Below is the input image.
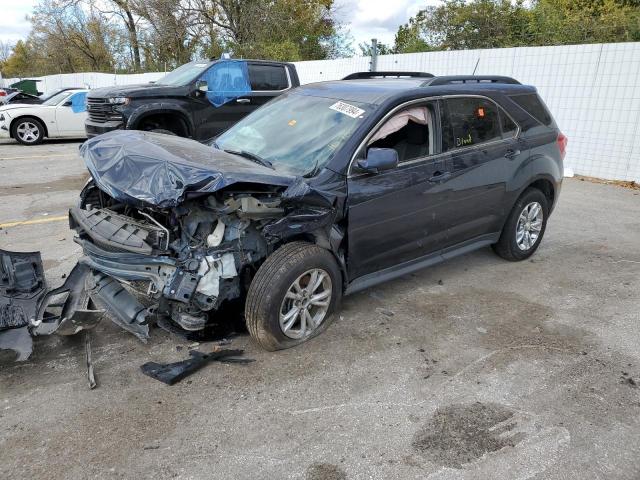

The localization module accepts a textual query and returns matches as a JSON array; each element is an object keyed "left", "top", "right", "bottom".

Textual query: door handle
[
  {"left": 428, "top": 171, "right": 452, "bottom": 182},
  {"left": 504, "top": 149, "right": 521, "bottom": 159},
  {"left": 236, "top": 98, "right": 251, "bottom": 104}
]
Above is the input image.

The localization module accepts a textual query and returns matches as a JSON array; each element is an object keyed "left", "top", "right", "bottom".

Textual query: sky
[
  {"left": 0, "top": 0, "right": 438, "bottom": 51},
  {"left": 335, "top": 0, "right": 438, "bottom": 48}
]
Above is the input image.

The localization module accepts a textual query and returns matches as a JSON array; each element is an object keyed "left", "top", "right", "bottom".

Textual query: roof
[{"left": 298, "top": 77, "right": 537, "bottom": 105}]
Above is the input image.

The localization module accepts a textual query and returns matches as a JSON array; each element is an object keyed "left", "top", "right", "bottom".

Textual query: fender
[
  {"left": 126, "top": 103, "right": 195, "bottom": 136},
  {"left": 10, "top": 115, "right": 49, "bottom": 138},
  {"left": 497, "top": 139, "right": 562, "bottom": 234}
]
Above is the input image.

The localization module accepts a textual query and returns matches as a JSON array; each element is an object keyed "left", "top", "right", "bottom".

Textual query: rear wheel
[
  {"left": 245, "top": 242, "right": 342, "bottom": 351},
  {"left": 12, "top": 117, "right": 45, "bottom": 145},
  {"left": 492, "top": 187, "right": 548, "bottom": 261}
]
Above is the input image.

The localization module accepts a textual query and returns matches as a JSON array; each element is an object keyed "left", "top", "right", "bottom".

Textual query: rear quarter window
[
  {"left": 509, "top": 93, "right": 553, "bottom": 126},
  {"left": 248, "top": 64, "right": 289, "bottom": 91}
]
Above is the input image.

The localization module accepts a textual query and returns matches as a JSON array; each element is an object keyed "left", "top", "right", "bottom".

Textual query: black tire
[
  {"left": 492, "top": 187, "right": 549, "bottom": 261},
  {"left": 12, "top": 117, "right": 45, "bottom": 145},
  {"left": 245, "top": 242, "right": 342, "bottom": 351}
]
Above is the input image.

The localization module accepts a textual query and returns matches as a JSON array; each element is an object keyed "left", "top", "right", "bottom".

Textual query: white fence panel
[{"left": 3, "top": 42, "right": 640, "bottom": 181}]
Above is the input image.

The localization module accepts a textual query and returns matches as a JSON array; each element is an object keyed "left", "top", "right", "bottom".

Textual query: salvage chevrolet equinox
[{"left": 0, "top": 72, "right": 566, "bottom": 359}]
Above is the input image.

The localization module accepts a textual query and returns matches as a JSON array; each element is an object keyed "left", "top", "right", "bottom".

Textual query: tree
[
  {"left": 1, "top": 40, "right": 36, "bottom": 77},
  {"left": 2, "top": 0, "right": 350, "bottom": 76},
  {"left": 393, "top": 0, "right": 640, "bottom": 52},
  {"left": 529, "top": 0, "right": 640, "bottom": 45},
  {"left": 184, "top": 0, "right": 347, "bottom": 61},
  {"left": 95, "top": 0, "right": 143, "bottom": 71},
  {"left": 358, "top": 40, "right": 393, "bottom": 56}
]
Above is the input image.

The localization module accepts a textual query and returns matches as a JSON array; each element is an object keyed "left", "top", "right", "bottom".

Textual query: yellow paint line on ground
[
  {"left": 0, "top": 153, "right": 77, "bottom": 161},
  {"left": 0, "top": 215, "right": 68, "bottom": 229}
]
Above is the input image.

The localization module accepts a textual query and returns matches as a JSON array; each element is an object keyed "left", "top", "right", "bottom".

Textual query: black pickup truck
[{"left": 85, "top": 59, "right": 299, "bottom": 140}]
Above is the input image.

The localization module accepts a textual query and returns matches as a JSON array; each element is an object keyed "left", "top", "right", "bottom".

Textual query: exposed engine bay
[{"left": 74, "top": 183, "right": 288, "bottom": 336}]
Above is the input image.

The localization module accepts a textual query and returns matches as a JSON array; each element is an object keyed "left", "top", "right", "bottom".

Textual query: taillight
[
  {"left": 557, "top": 132, "right": 567, "bottom": 160},
  {"left": 0, "top": 91, "right": 6, "bottom": 97}
]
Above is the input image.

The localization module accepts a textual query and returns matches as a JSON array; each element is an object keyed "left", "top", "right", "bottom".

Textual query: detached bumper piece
[
  {"left": 141, "top": 349, "right": 253, "bottom": 385},
  {"left": 88, "top": 272, "right": 150, "bottom": 342},
  {"left": 0, "top": 249, "right": 103, "bottom": 361}
]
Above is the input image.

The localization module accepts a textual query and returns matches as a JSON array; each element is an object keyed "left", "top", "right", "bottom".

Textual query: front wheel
[
  {"left": 492, "top": 187, "right": 549, "bottom": 261},
  {"left": 245, "top": 242, "right": 342, "bottom": 351},
  {"left": 12, "top": 117, "right": 45, "bottom": 145}
]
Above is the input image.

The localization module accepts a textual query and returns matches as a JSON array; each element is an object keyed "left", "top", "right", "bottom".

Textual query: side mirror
[
  {"left": 196, "top": 80, "right": 208, "bottom": 93},
  {"left": 356, "top": 148, "right": 398, "bottom": 174},
  {"left": 62, "top": 100, "right": 72, "bottom": 107}
]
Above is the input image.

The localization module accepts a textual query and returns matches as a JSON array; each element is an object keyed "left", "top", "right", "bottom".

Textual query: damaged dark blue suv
[{"left": 0, "top": 72, "right": 566, "bottom": 359}]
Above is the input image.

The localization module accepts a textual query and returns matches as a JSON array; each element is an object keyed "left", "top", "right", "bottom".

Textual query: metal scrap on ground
[{"left": 140, "top": 348, "right": 254, "bottom": 385}]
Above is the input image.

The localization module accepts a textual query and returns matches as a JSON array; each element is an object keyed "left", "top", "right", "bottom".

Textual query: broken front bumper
[{"left": 0, "top": 249, "right": 103, "bottom": 360}]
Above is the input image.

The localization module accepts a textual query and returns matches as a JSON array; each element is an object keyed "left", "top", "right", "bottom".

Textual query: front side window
[
  {"left": 215, "top": 93, "right": 370, "bottom": 176},
  {"left": 442, "top": 98, "right": 501, "bottom": 151},
  {"left": 43, "top": 91, "right": 73, "bottom": 106},
  {"left": 367, "top": 104, "right": 435, "bottom": 163},
  {"left": 248, "top": 64, "right": 288, "bottom": 91},
  {"left": 156, "top": 60, "right": 211, "bottom": 86}
]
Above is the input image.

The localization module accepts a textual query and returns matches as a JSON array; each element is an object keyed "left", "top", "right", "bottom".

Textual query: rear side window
[
  {"left": 442, "top": 97, "right": 501, "bottom": 151},
  {"left": 500, "top": 111, "right": 518, "bottom": 138},
  {"left": 248, "top": 64, "right": 289, "bottom": 91},
  {"left": 510, "top": 93, "right": 552, "bottom": 126}
]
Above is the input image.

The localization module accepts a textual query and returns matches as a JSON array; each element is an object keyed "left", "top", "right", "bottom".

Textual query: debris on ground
[
  {"left": 85, "top": 331, "right": 96, "bottom": 390},
  {"left": 620, "top": 372, "right": 637, "bottom": 388},
  {"left": 575, "top": 175, "right": 640, "bottom": 190},
  {"left": 140, "top": 349, "right": 254, "bottom": 385},
  {"left": 378, "top": 308, "right": 395, "bottom": 317}
]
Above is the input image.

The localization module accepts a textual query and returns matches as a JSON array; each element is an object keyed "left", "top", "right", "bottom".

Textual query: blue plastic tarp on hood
[
  {"left": 79, "top": 130, "right": 294, "bottom": 208},
  {"left": 200, "top": 60, "right": 251, "bottom": 107},
  {"left": 70, "top": 92, "right": 87, "bottom": 113}
]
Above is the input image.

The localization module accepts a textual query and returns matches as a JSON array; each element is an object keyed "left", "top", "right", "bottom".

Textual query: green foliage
[
  {"left": 358, "top": 41, "right": 393, "bottom": 56},
  {"left": 1, "top": 0, "right": 350, "bottom": 77},
  {"left": 394, "top": 0, "right": 640, "bottom": 53}
]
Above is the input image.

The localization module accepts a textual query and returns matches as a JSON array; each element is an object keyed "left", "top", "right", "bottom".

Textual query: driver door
[
  {"left": 346, "top": 101, "right": 451, "bottom": 280},
  {"left": 55, "top": 92, "right": 87, "bottom": 137}
]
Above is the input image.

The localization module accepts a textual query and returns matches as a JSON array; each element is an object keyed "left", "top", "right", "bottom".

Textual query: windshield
[
  {"left": 156, "top": 61, "right": 211, "bottom": 86},
  {"left": 215, "top": 93, "right": 371, "bottom": 176},
  {"left": 43, "top": 91, "right": 72, "bottom": 106}
]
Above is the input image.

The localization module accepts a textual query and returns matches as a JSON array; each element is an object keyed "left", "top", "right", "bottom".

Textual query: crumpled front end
[{"left": 0, "top": 131, "right": 344, "bottom": 360}]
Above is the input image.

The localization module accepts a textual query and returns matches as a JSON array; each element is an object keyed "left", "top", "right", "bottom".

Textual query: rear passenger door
[
  {"left": 245, "top": 62, "right": 291, "bottom": 110},
  {"left": 438, "top": 96, "right": 526, "bottom": 247}
]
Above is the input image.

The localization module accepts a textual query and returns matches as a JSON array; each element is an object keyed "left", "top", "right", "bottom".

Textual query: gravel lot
[{"left": 1, "top": 138, "right": 639, "bottom": 480}]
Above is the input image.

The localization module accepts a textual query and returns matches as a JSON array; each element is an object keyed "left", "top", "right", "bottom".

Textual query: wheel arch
[
  {"left": 273, "top": 231, "right": 348, "bottom": 292},
  {"left": 127, "top": 105, "right": 193, "bottom": 137},
  {"left": 10, "top": 115, "right": 49, "bottom": 139}
]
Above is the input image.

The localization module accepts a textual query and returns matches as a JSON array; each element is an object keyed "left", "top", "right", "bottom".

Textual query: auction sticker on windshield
[{"left": 330, "top": 101, "right": 365, "bottom": 118}]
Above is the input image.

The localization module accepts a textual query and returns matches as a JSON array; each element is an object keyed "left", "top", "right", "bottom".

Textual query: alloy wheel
[
  {"left": 16, "top": 122, "right": 40, "bottom": 143},
  {"left": 279, "top": 268, "right": 332, "bottom": 339},
  {"left": 515, "top": 201, "right": 543, "bottom": 251}
]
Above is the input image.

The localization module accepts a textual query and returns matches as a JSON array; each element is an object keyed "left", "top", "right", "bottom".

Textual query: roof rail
[
  {"left": 343, "top": 71, "right": 434, "bottom": 80},
  {"left": 424, "top": 75, "right": 520, "bottom": 86}
]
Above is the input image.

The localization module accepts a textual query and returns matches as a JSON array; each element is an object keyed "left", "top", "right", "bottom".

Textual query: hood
[
  {"left": 80, "top": 130, "right": 295, "bottom": 208},
  {"left": 0, "top": 104, "right": 49, "bottom": 114},
  {"left": 88, "top": 83, "right": 184, "bottom": 99}
]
